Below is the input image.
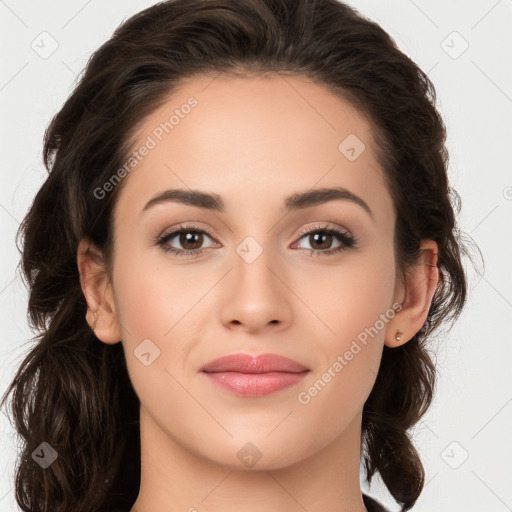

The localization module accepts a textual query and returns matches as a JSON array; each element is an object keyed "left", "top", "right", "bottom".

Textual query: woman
[{"left": 1, "top": 0, "right": 468, "bottom": 511}]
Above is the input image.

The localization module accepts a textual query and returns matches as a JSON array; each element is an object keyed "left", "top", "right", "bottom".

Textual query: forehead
[{"left": 115, "top": 73, "right": 392, "bottom": 220}]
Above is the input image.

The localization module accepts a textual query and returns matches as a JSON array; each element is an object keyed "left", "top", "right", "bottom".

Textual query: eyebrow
[{"left": 141, "top": 186, "right": 373, "bottom": 218}]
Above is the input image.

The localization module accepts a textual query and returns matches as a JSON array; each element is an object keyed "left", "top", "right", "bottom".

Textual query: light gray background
[{"left": 1, "top": 1, "right": 511, "bottom": 511}]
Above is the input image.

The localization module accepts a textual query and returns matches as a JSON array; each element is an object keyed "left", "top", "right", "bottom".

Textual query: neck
[{"left": 130, "top": 407, "right": 368, "bottom": 512}]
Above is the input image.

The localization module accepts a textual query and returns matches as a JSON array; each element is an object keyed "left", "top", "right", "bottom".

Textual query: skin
[{"left": 77, "top": 74, "right": 439, "bottom": 512}]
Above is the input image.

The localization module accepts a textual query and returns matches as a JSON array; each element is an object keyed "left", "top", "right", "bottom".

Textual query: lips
[
  {"left": 200, "top": 353, "right": 309, "bottom": 373},
  {"left": 200, "top": 353, "right": 310, "bottom": 397}
]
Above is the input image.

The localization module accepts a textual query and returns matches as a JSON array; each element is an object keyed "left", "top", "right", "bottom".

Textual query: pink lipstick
[{"left": 200, "top": 353, "right": 309, "bottom": 397}]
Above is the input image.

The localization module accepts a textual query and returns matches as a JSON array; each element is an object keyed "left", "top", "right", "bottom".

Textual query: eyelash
[{"left": 155, "top": 223, "right": 357, "bottom": 258}]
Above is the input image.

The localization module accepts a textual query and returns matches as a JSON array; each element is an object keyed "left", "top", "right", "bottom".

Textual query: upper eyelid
[
  {"left": 158, "top": 224, "right": 216, "bottom": 241},
  {"left": 157, "top": 222, "right": 353, "bottom": 246}
]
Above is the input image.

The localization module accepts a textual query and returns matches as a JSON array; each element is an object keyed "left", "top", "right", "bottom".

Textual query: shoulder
[{"left": 363, "top": 493, "right": 390, "bottom": 512}]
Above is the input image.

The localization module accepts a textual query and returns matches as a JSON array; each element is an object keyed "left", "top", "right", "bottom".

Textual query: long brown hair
[{"left": 2, "top": 1, "right": 469, "bottom": 511}]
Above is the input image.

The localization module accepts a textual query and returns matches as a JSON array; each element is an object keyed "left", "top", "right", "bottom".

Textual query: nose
[{"left": 219, "top": 242, "right": 293, "bottom": 334}]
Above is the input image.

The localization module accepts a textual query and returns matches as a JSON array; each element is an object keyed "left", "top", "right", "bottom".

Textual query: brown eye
[
  {"left": 156, "top": 225, "right": 218, "bottom": 257},
  {"left": 306, "top": 232, "right": 336, "bottom": 250},
  {"left": 294, "top": 226, "right": 355, "bottom": 256},
  {"left": 175, "top": 231, "right": 205, "bottom": 251}
]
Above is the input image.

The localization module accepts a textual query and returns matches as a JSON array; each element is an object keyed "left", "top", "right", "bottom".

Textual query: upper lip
[{"left": 200, "top": 353, "right": 309, "bottom": 374}]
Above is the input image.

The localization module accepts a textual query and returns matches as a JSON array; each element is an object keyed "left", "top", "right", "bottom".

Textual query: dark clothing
[
  {"left": 363, "top": 493, "right": 389, "bottom": 511},
  {"left": 111, "top": 494, "right": 389, "bottom": 511}
]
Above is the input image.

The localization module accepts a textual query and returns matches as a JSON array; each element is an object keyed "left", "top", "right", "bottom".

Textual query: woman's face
[{"left": 106, "top": 74, "right": 401, "bottom": 469}]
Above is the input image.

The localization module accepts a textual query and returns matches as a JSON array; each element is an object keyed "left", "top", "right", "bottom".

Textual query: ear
[
  {"left": 385, "top": 239, "right": 440, "bottom": 348},
  {"left": 77, "top": 237, "right": 122, "bottom": 344}
]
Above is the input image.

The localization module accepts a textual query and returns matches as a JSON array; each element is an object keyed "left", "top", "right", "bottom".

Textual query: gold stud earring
[{"left": 395, "top": 329, "right": 403, "bottom": 343}]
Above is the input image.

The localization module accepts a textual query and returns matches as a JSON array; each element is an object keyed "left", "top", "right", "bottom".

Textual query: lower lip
[{"left": 202, "top": 371, "right": 309, "bottom": 397}]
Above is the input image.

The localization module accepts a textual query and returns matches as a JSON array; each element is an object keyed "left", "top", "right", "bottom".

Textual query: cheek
[
  {"left": 294, "top": 299, "right": 394, "bottom": 447},
  {"left": 110, "top": 246, "right": 215, "bottom": 387},
  {"left": 299, "top": 247, "right": 396, "bottom": 345},
  {"left": 111, "top": 247, "right": 200, "bottom": 341},
  {"left": 111, "top": 252, "right": 198, "bottom": 414},
  {"left": 294, "top": 247, "right": 396, "bottom": 408}
]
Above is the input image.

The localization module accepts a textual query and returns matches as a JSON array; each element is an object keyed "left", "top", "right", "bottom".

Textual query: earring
[{"left": 395, "top": 329, "right": 403, "bottom": 343}]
